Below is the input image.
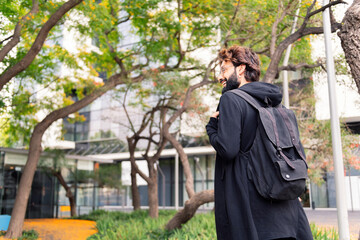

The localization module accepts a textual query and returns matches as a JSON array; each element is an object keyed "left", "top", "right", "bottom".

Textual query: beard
[{"left": 222, "top": 72, "right": 240, "bottom": 94}]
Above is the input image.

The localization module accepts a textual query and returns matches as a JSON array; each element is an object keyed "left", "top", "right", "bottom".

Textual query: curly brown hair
[{"left": 218, "top": 45, "right": 260, "bottom": 82}]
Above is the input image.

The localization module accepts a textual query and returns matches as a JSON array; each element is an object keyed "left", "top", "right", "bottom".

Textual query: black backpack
[{"left": 230, "top": 89, "right": 308, "bottom": 201}]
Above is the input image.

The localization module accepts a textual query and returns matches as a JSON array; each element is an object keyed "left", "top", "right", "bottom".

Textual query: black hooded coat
[{"left": 206, "top": 82, "right": 313, "bottom": 240}]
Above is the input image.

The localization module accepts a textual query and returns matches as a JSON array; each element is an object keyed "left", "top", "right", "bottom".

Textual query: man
[{"left": 206, "top": 45, "right": 313, "bottom": 240}]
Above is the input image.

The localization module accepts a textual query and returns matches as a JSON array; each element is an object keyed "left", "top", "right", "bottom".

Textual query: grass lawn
[{"left": 76, "top": 210, "right": 339, "bottom": 240}]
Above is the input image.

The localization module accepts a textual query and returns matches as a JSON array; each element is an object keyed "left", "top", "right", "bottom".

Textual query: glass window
[
  {"left": 76, "top": 183, "right": 94, "bottom": 206},
  {"left": 206, "top": 154, "right": 215, "bottom": 181}
]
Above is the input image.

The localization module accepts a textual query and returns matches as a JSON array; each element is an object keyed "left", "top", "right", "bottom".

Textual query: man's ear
[{"left": 237, "top": 64, "right": 246, "bottom": 76}]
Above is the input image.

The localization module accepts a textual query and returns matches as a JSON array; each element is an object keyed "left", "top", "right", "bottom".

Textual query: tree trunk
[
  {"left": 165, "top": 190, "right": 214, "bottom": 230},
  {"left": 338, "top": 0, "right": 360, "bottom": 94},
  {"left": 4, "top": 127, "right": 44, "bottom": 238},
  {"left": 161, "top": 78, "right": 214, "bottom": 229},
  {"left": 147, "top": 178, "right": 158, "bottom": 218},
  {"left": 127, "top": 138, "right": 141, "bottom": 210},
  {"left": 53, "top": 171, "right": 76, "bottom": 217},
  {"left": 68, "top": 190, "right": 77, "bottom": 217},
  {"left": 164, "top": 131, "right": 195, "bottom": 198},
  {"left": 5, "top": 75, "right": 122, "bottom": 239},
  {"left": 148, "top": 165, "right": 158, "bottom": 218},
  {"left": 131, "top": 167, "right": 141, "bottom": 210},
  {"left": 163, "top": 128, "right": 214, "bottom": 229}
]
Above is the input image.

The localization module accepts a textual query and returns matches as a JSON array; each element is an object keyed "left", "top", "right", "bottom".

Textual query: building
[
  {"left": 0, "top": 147, "right": 113, "bottom": 218},
  {"left": 1, "top": 0, "right": 360, "bottom": 219}
]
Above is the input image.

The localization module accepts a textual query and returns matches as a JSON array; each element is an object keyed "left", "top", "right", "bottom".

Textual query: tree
[
  {"left": 93, "top": 160, "right": 123, "bottom": 207},
  {"left": 2, "top": 0, "right": 221, "bottom": 236},
  {"left": 291, "top": 77, "right": 360, "bottom": 185},
  {"left": 93, "top": 161, "right": 123, "bottom": 189},
  {"left": 121, "top": 86, "right": 171, "bottom": 216},
  {"left": 165, "top": 0, "right": 351, "bottom": 229},
  {"left": 338, "top": 0, "right": 360, "bottom": 94},
  {"left": 287, "top": 78, "right": 334, "bottom": 184},
  {"left": 118, "top": 64, "right": 214, "bottom": 217},
  {"left": 0, "top": 0, "right": 84, "bottom": 91},
  {"left": 39, "top": 149, "right": 79, "bottom": 217},
  {"left": 164, "top": 61, "right": 215, "bottom": 230},
  {"left": 4, "top": 77, "right": 129, "bottom": 238},
  {"left": 1, "top": 0, "right": 355, "bottom": 236},
  {"left": 73, "top": 0, "right": 221, "bottom": 220},
  {"left": 38, "top": 149, "right": 122, "bottom": 218},
  {"left": 125, "top": 101, "right": 168, "bottom": 218},
  {"left": 235, "top": 0, "right": 344, "bottom": 82}
]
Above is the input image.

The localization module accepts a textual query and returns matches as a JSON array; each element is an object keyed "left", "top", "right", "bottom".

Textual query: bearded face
[
  {"left": 221, "top": 71, "right": 240, "bottom": 94},
  {"left": 218, "top": 60, "right": 241, "bottom": 94}
]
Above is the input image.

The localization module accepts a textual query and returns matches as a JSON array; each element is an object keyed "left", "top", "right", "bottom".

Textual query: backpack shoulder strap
[{"left": 229, "top": 89, "right": 261, "bottom": 110}]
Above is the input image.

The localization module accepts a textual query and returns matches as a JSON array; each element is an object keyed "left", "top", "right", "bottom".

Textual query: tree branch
[
  {"left": 0, "top": 0, "right": 83, "bottom": 91},
  {"left": 165, "top": 57, "right": 216, "bottom": 126},
  {"left": 255, "top": 47, "right": 270, "bottom": 56},
  {"left": 262, "top": 0, "right": 344, "bottom": 83},
  {"left": 30, "top": 70, "right": 133, "bottom": 139},
  {"left": 224, "top": 0, "right": 242, "bottom": 47},
  {"left": 143, "top": 124, "right": 155, "bottom": 160},
  {"left": 226, "top": 36, "right": 249, "bottom": 42},
  {"left": 131, "top": 156, "right": 151, "bottom": 183},
  {"left": 163, "top": 58, "right": 216, "bottom": 198},
  {"left": 270, "top": 0, "right": 284, "bottom": 57},
  {"left": 149, "top": 138, "right": 168, "bottom": 165},
  {"left": 117, "top": 15, "right": 131, "bottom": 25},
  {"left": 172, "top": 0, "right": 185, "bottom": 69},
  {"left": 278, "top": 61, "right": 324, "bottom": 73},
  {"left": 0, "top": 35, "right": 14, "bottom": 46},
  {"left": 122, "top": 86, "right": 136, "bottom": 133},
  {"left": 130, "top": 54, "right": 149, "bottom": 72},
  {"left": 138, "top": 136, "right": 159, "bottom": 145},
  {"left": 105, "top": 3, "right": 130, "bottom": 73},
  {"left": 127, "top": 136, "right": 151, "bottom": 183},
  {"left": 0, "top": 0, "right": 39, "bottom": 62},
  {"left": 270, "top": 0, "right": 296, "bottom": 57},
  {"left": 149, "top": 109, "right": 169, "bottom": 162},
  {"left": 165, "top": 190, "right": 214, "bottom": 230},
  {"left": 308, "top": 0, "right": 347, "bottom": 19},
  {"left": 185, "top": 26, "right": 196, "bottom": 53},
  {"left": 164, "top": 129, "right": 195, "bottom": 198}
]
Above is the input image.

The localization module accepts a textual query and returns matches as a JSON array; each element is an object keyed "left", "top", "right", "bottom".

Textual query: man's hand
[{"left": 211, "top": 111, "right": 219, "bottom": 118}]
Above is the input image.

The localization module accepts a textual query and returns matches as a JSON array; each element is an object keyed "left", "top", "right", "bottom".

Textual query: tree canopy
[{"left": 0, "top": 0, "right": 359, "bottom": 237}]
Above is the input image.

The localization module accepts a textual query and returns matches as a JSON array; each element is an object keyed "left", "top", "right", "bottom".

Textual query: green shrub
[
  {"left": 169, "top": 213, "right": 216, "bottom": 240},
  {"left": 310, "top": 223, "right": 339, "bottom": 240},
  {"left": 81, "top": 210, "right": 217, "bottom": 239},
  {"left": 79, "top": 210, "right": 176, "bottom": 240},
  {"left": 18, "top": 229, "right": 39, "bottom": 240},
  {"left": 79, "top": 210, "right": 340, "bottom": 240},
  {"left": 0, "top": 229, "right": 38, "bottom": 240}
]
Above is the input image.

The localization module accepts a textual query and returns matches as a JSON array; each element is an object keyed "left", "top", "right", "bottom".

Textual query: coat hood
[{"left": 238, "top": 82, "right": 283, "bottom": 107}]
